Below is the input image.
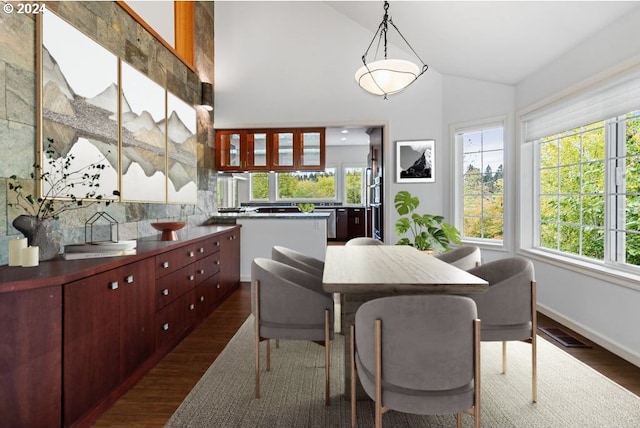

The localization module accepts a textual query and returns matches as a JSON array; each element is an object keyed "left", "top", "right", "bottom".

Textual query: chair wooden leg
[
  {"left": 374, "top": 319, "right": 383, "bottom": 428},
  {"left": 275, "top": 339, "right": 280, "bottom": 349},
  {"left": 253, "top": 280, "right": 260, "bottom": 399},
  {"left": 474, "top": 319, "right": 481, "bottom": 428},
  {"left": 531, "top": 280, "right": 538, "bottom": 403},
  {"left": 325, "top": 308, "right": 330, "bottom": 406},
  {"left": 456, "top": 412, "right": 462, "bottom": 428},
  {"left": 266, "top": 339, "right": 271, "bottom": 371},
  {"left": 502, "top": 341, "right": 507, "bottom": 374},
  {"left": 350, "top": 324, "right": 357, "bottom": 428}
]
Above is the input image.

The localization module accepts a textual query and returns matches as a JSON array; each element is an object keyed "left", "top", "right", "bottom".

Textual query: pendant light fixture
[{"left": 355, "top": 1, "right": 428, "bottom": 99}]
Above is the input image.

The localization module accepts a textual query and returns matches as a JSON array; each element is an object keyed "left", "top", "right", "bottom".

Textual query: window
[
  {"left": 250, "top": 172, "right": 269, "bottom": 200},
  {"left": 345, "top": 167, "right": 365, "bottom": 205},
  {"left": 455, "top": 124, "right": 504, "bottom": 242},
  {"left": 277, "top": 169, "right": 336, "bottom": 200},
  {"left": 249, "top": 166, "right": 366, "bottom": 203},
  {"left": 536, "top": 111, "right": 640, "bottom": 267}
]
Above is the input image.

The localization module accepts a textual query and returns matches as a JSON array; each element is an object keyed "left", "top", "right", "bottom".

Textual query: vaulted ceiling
[{"left": 327, "top": 1, "right": 640, "bottom": 85}]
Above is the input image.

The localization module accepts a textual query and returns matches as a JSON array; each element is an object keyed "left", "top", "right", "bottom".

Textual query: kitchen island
[{"left": 206, "top": 211, "right": 330, "bottom": 281}]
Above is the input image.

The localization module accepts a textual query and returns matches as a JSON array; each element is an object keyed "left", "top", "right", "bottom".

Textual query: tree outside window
[
  {"left": 536, "top": 110, "right": 640, "bottom": 267},
  {"left": 459, "top": 126, "right": 504, "bottom": 241}
]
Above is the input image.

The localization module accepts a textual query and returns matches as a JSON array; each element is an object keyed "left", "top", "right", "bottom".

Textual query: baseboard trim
[{"left": 538, "top": 304, "right": 640, "bottom": 368}]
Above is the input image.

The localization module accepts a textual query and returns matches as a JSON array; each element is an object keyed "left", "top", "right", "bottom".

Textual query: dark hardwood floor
[{"left": 93, "top": 283, "right": 640, "bottom": 427}]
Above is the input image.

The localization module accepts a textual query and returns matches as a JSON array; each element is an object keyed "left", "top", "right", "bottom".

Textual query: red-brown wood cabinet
[{"left": 0, "top": 225, "right": 241, "bottom": 428}]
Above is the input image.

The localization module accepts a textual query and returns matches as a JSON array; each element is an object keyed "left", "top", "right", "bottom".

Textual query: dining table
[{"left": 322, "top": 245, "right": 489, "bottom": 397}]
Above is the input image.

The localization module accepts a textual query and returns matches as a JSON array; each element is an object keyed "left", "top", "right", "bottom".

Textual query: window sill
[{"left": 519, "top": 248, "right": 640, "bottom": 292}]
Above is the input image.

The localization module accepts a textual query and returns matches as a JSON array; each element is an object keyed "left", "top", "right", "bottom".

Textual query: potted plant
[
  {"left": 8, "top": 138, "right": 120, "bottom": 260},
  {"left": 394, "top": 190, "right": 461, "bottom": 253}
]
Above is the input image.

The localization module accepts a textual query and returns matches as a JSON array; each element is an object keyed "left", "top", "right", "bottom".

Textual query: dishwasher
[{"left": 315, "top": 209, "right": 336, "bottom": 239}]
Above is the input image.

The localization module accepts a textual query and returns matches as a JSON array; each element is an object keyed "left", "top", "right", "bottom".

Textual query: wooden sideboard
[{"left": 0, "top": 225, "right": 241, "bottom": 428}]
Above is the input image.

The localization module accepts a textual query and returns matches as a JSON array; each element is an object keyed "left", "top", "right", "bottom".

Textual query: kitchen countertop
[{"left": 206, "top": 211, "right": 332, "bottom": 224}]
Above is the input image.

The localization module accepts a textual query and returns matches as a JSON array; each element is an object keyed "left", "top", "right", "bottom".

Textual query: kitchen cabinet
[
  {"left": 216, "top": 127, "right": 325, "bottom": 172},
  {"left": 348, "top": 207, "right": 366, "bottom": 239},
  {"left": 336, "top": 208, "right": 349, "bottom": 240},
  {"left": 216, "top": 130, "right": 270, "bottom": 171},
  {"left": 64, "top": 259, "right": 155, "bottom": 426},
  {"left": 336, "top": 207, "right": 368, "bottom": 240},
  {"left": 219, "top": 228, "right": 241, "bottom": 297},
  {"left": 0, "top": 225, "right": 241, "bottom": 428}
]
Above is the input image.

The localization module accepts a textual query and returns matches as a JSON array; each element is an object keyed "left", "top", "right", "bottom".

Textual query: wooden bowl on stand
[{"left": 151, "top": 222, "right": 186, "bottom": 241}]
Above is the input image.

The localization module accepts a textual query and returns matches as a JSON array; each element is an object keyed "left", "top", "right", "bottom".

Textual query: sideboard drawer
[
  {"left": 155, "top": 264, "right": 196, "bottom": 310},
  {"left": 155, "top": 246, "right": 198, "bottom": 278}
]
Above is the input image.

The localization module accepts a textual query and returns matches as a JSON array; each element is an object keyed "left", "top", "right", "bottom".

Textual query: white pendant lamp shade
[
  {"left": 356, "top": 1, "right": 428, "bottom": 98},
  {"left": 355, "top": 59, "right": 420, "bottom": 96}
]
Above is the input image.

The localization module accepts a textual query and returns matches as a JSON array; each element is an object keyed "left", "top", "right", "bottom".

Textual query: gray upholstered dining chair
[
  {"left": 251, "top": 258, "right": 334, "bottom": 405},
  {"left": 435, "top": 245, "right": 481, "bottom": 270},
  {"left": 350, "top": 295, "right": 481, "bottom": 428},
  {"left": 345, "top": 237, "right": 384, "bottom": 246},
  {"left": 271, "top": 245, "right": 324, "bottom": 279},
  {"left": 466, "top": 256, "right": 537, "bottom": 403}
]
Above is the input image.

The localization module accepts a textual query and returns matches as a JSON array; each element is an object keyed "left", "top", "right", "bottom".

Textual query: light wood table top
[{"left": 322, "top": 245, "right": 488, "bottom": 294}]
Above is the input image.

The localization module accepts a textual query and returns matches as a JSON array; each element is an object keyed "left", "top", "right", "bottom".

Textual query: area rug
[{"left": 166, "top": 316, "right": 640, "bottom": 427}]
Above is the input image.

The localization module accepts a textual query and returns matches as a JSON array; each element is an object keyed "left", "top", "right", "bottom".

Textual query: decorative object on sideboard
[
  {"left": 8, "top": 138, "right": 120, "bottom": 261},
  {"left": 394, "top": 190, "right": 461, "bottom": 253},
  {"left": 151, "top": 222, "right": 186, "bottom": 241},
  {"left": 12, "top": 215, "right": 59, "bottom": 262},
  {"left": 354, "top": 1, "right": 428, "bottom": 99},
  {"left": 8, "top": 237, "right": 27, "bottom": 266},
  {"left": 85, "top": 212, "right": 120, "bottom": 243}
]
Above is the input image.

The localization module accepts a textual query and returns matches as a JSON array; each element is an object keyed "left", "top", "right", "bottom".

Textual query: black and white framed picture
[{"left": 396, "top": 140, "right": 435, "bottom": 183}]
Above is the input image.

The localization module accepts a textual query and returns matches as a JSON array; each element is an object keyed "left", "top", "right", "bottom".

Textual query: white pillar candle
[
  {"left": 21, "top": 246, "right": 39, "bottom": 267},
  {"left": 9, "top": 237, "right": 28, "bottom": 266}
]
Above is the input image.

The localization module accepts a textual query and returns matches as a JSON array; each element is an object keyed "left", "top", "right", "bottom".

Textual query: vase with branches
[{"left": 8, "top": 138, "right": 120, "bottom": 260}]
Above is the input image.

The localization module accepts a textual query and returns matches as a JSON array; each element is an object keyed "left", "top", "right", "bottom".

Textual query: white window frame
[
  {"left": 519, "top": 65, "right": 640, "bottom": 287},
  {"left": 451, "top": 116, "right": 507, "bottom": 249}
]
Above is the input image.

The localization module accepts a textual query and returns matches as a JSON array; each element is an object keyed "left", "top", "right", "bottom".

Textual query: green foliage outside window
[
  {"left": 251, "top": 173, "right": 269, "bottom": 200},
  {"left": 538, "top": 113, "right": 640, "bottom": 266},
  {"left": 345, "top": 168, "right": 363, "bottom": 204},
  {"left": 277, "top": 170, "right": 336, "bottom": 199}
]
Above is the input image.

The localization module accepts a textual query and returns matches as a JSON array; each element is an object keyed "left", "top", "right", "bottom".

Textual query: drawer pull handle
[
  {"left": 199, "top": 269, "right": 205, "bottom": 275},
  {"left": 189, "top": 304, "right": 195, "bottom": 311},
  {"left": 189, "top": 251, "right": 195, "bottom": 258},
  {"left": 125, "top": 275, "right": 134, "bottom": 284},
  {"left": 215, "top": 241, "right": 221, "bottom": 246},
  {"left": 216, "top": 283, "right": 221, "bottom": 289},
  {"left": 162, "top": 289, "right": 169, "bottom": 296},
  {"left": 216, "top": 260, "right": 221, "bottom": 265},
  {"left": 189, "top": 275, "right": 195, "bottom": 281},
  {"left": 162, "top": 261, "right": 169, "bottom": 269},
  {"left": 162, "top": 323, "right": 169, "bottom": 331},
  {"left": 109, "top": 281, "right": 119, "bottom": 290},
  {"left": 200, "top": 296, "right": 205, "bottom": 302},
  {"left": 199, "top": 247, "right": 205, "bottom": 253}
]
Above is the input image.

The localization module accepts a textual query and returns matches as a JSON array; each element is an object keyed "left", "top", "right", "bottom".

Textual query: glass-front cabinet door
[
  {"left": 216, "top": 131, "right": 243, "bottom": 171},
  {"left": 272, "top": 131, "right": 294, "bottom": 169},
  {"left": 300, "top": 128, "right": 325, "bottom": 169},
  {"left": 246, "top": 131, "right": 269, "bottom": 170}
]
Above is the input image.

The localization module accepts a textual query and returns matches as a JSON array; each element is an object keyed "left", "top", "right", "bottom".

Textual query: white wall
[
  {"left": 515, "top": 7, "right": 640, "bottom": 365},
  {"left": 214, "top": 1, "right": 443, "bottom": 241}
]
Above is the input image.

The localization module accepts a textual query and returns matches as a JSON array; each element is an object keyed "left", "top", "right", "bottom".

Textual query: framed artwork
[
  {"left": 120, "top": 61, "right": 167, "bottom": 203},
  {"left": 40, "top": 11, "right": 119, "bottom": 201},
  {"left": 396, "top": 140, "right": 435, "bottom": 183},
  {"left": 166, "top": 92, "right": 197, "bottom": 204}
]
